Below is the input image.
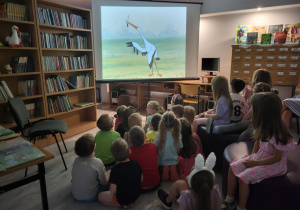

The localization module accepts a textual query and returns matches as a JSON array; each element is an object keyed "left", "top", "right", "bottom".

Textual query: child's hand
[
  {"left": 243, "top": 159, "right": 257, "bottom": 168},
  {"left": 198, "top": 113, "right": 205, "bottom": 118}
]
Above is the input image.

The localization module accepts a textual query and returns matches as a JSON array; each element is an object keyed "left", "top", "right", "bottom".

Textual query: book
[
  {"left": 268, "top": 24, "right": 283, "bottom": 43},
  {"left": 261, "top": 34, "right": 272, "bottom": 44},
  {"left": 252, "top": 25, "right": 267, "bottom": 43},
  {"left": 0, "top": 3, "right": 5, "bottom": 18},
  {"left": 274, "top": 31, "right": 287, "bottom": 44},
  {"left": 74, "top": 102, "right": 94, "bottom": 107},
  {"left": 246, "top": 32, "right": 258, "bottom": 45},
  {"left": 65, "top": 79, "right": 76, "bottom": 89},
  {"left": 0, "top": 137, "right": 45, "bottom": 170},
  {"left": 235, "top": 25, "right": 251, "bottom": 44},
  {"left": 0, "top": 81, "right": 13, "bottom": 99}
]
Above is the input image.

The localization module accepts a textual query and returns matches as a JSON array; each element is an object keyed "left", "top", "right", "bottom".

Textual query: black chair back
[{"left": 8, "top": 97, "right": 30, "bottom": 131}]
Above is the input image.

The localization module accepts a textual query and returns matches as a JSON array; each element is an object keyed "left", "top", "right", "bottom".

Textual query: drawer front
[
  {"left": 243, "top": 48, "right": 253, "bottom": 54},
  {"left": 264, "top": 63, "right": 276, "bottom": 70},
  {"left": 276, "top": 63, "right": 288, "bottom": 70},
  {"left": 232, "top": 55, "right": 242, "bottom": 61},
  {"left": 273, "top": 77, "right": 286, "bottom": 85},
  {"left": 277, "top": 47, "right": 290, "bottom": 54},
  {"left": 265, "top": 55, "right": 277, "bottom": 62},
  {"left": 289, "top": 63, "right": 299, "bottom": 70},
  {"left": 253, "top": 62, "right": 264, "bottom": 69},
  {"left": 242, "top": 62, "right": 252, "bottom": 69},
  {"left": 254, "top": 47, "right": 265, "bottom": 55},
  {"left": 265, "top": 47, "right": 277, "bottom": 54},
  {"left": 231, "top": 69, "right": 242, "bottom": 76},
  {"left": 243, "top": 55, "right": 252, "bottom": 61},
  {"left": 254, "top": 55, "right": 264, "bottom": 61},
  {"left": 232, "top": 47, "right": 243, "bottom": 55},
  {"left": 289, "top": 54, "right": 300, "bottom": 62},
  {"left": 277, "top": 55, "right": 289, "bottom": 62}
]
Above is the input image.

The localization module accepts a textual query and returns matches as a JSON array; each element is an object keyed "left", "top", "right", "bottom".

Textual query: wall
[{"left": 199, "top": 6, "right": 300, "bottom": 100}]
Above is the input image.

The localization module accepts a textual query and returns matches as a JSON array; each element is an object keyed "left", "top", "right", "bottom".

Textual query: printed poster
[{"left": 235, "top": 25, "right": 251, "bottom": 44}]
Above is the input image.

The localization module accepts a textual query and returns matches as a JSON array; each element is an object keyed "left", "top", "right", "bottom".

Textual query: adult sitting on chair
[{"left": 282, "top": 84, "right": 300, "bottom": 129}]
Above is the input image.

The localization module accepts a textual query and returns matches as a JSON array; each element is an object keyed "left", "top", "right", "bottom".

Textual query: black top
[
  {"left": 110, "top": 160, "right": 142, "bottom": 205},
  {"left": 116, "top": 122, "right": 126, "bottom": 138}
]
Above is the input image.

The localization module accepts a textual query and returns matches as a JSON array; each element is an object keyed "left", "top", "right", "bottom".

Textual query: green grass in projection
[{"left": 102, "top": 37, "right": 186, "bottom": 79}]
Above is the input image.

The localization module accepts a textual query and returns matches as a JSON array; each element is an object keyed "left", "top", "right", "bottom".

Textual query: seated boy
[
  {"left": 129, "top": 126, "right": 160, "bottom": 192},
  {"left": 95, "top": 114, "right": 120, "bottom": 170},
  {"left": 98, "top": 138, "right": 143, "bottom": 208},
  {"left": 230, "top": 78, "right": 246, "bottom": 122},
  {"left": 171, "top": 104, "right": 184, "bottom": 118},
  {"left": 124, "top": 112, "right": 143, "bottom": 145},
  {"left": 146, "top": 113, "right": 161, "bottom": 143},
  {"left": 72, "top": 134, "right": 108, "bottom": 201}
]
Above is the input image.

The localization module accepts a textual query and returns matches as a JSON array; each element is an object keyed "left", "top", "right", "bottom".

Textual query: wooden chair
[{"left": 179, "top": 84, "right": 203, "bottom": 114}]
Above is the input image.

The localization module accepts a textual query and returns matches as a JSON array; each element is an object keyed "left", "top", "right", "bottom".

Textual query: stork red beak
[
  {"left": 15, "top": 27, "right": 20, "bottom": 36},
  {"left": 126, "top": 21, "right": 138, "bottom": 30}
]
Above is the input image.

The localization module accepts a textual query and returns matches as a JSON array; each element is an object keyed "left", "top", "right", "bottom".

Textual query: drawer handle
[
  {"left": 291, "top": 56, "right": 299, "bottom": 60},
  {"left": 244, "top": 56, "right": 251, "bottom": 59},
  {"left": 290, "top": 72, "right": 297, "bottom": 76},
  {"left": 278, "top": 56, "right": 287, "bottom": 60},
  {"left": 279, "top": 48, "right": 288, "bottom": 51},
  {"left": 233, "top": 71, "right": 240, "bottom": 74},
  {"left": 290, "top": 64, "right": 298, "bottom": 68},
  {"left": 291, "top": 48, "right": 300, "bottom": 52},
  {"left": 244, "top": 71, "right": 250, "bottom": 74},
  {"left": 268, "top": 48, "right": 275, "bottom": 52},
  {"left": 255, "top": 56, "right": 262, "bottom": 59},
  {"left": 255, "top": 64, "right": 262, "bottom": 67},
  {"left": 256, "top": 49, "right": 263, "bottom": 52},
  {"left": 277, "top": 72, "right": 284, "bottom": 76}
]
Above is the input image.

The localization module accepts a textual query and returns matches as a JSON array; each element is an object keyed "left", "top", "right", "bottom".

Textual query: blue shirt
[{"left": 153, "top": 131, "right": 183, "bottom": 165}]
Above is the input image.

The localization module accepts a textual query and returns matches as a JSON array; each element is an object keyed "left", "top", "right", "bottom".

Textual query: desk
[{"left": 0, "top": 147, "right": 54, "bottom": 210}]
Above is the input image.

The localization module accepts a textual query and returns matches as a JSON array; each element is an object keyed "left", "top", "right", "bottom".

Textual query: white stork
[
  {"left": 126, "top": 21, "right": 162, "bottom": 77},
  {"left": 5, "top": 25, "right": 23, "bottom": 47}
]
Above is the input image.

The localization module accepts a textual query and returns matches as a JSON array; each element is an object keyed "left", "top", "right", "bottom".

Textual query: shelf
[
  {"left": 41, "top": 48, "right": 93, "bottom": 52},
  {"left": 38, "top": 0, "right": 91, "bottom": 12},
  {"left": 46, "top": 87, "right": 95, "bottom": 96},
  {"left": 47, "top": 105, "right": 95, "bottom": 117},
  {"left": 0, "top": 72, "right": 40, "bottom": 77},
  {"left": 0, "top": 95, "right": 43, "bottom": 104},
  {"left": 43, "top": 69, "right": 93, "bottom": 74},
  {"left": 0, "top": 47, "right": 38, "bottom": 51},
  {"left": 0, "top": 18, "right": 35, "bottom": 25},
  {"left": 119, "top": 94, "right": 138, "bottom": 98},
  {"left": 39, "top": 23, "right": 92, "bottom": 32}
]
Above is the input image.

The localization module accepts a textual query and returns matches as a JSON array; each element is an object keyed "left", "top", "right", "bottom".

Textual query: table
[{"left": 0, "top": 147, "right": 54, "bottom": 210}]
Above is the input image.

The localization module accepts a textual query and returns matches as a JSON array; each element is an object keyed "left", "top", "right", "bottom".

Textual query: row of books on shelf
[
  {"left": 47, "top": 95, "right": 74, "bottom": 114},
  {"left": 40, "top": 32, "right": 87, "bottom": 49},
  {"left": 11, "top": 56, "right": 34, "bottom": 73},
  {"left": 37, "top": 7, "right": 88, "bottom": 29},
  {"left": 3, "top": 101, "right": 41, "bottom": 124},
  {"left": 45, "top": 76, "right": 71, "bottom": 93},
  {"left": 17, "top": 80, "right": 37, "bottom": 97},
  {"left": 0, "top": 2, "right": 28, "bottom": 21},
  {"left": 43, "top": 55, "right": 89, "bottom": 71},
  {"left": 70, "top": 74, "right": 91, "bottom": 89},
  {"left": 0, "top": 81, "right": 13, "bottom": 100}
]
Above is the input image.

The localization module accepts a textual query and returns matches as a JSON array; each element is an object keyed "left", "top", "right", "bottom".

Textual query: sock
[
  {"left": 237, "top": 207, "right": 246, "bottom": 210},
  {"left": 225, "top": 196, "right": 234, "bottom": 203}
]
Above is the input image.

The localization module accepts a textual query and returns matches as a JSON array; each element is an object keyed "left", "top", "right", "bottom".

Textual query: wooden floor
[{"left": 0, "top": 103, "right": 298, "bottom": 210}]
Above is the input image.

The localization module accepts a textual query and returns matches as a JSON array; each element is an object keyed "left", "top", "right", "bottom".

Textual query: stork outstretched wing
[{"left": 126, "top": 42, "right": 147, "bottom": 55}]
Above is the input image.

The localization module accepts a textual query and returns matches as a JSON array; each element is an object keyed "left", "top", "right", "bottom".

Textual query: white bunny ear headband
[{"left": 188, "top": 152, "right": 216, "bottom": 188}]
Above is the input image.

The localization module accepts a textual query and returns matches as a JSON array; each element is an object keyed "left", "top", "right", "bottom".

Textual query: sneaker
[
  {"left": 162, "top": 166, "right": 169, "bottom": 181},
  {"left": 157, "top": 189, "right": 172, "bottom": 209},
  {"left": 169, "top": 165, "right": 178, "bottom": 182},
  {"left": 221, "top": 199, "right": 238, "bottom": 210}
]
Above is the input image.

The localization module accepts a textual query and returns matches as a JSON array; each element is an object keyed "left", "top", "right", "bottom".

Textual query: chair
[
  {"left": 179, "top": 84, "right": 203, "bottom": 114},
  {"left": 8, "top": 97, "right": 68, "bottom": 170}
]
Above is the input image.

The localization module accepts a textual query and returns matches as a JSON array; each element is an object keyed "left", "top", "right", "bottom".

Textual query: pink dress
[
  {"left": 230, "top": 137, "right": 295, "bottom": 184},
  {"left": 177, "top": 133, "right": 203, "bottom": 179}
]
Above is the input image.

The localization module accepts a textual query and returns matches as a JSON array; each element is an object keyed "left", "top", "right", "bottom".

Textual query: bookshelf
[{"left": 0, "top": 0, "right": 97, "bottom": 147}]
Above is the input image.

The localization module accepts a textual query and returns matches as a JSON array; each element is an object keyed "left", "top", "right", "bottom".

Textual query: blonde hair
[
  {"left": 128, "top": 113, "right": 142, "bottom": 128},
  {"left": 157, "top": 111, "right": 181, "bottom": 150},
  {"left": 147, "top": 101, "right": 165, "bottom": 115},
  {"left": 251, "top": 92, "right": 291, "bottom": 144},
  {"left": 183, "top": 106, "right": 196, "bottom": 125},
  {"left": 211, "top": 76, "right": 233, "bottom": 116},
  {"left": 252, "top": 69, "right": 272, "bottom": 88},
  {"left": 129, "top": 126, "right": 145, "bottom": 147}
]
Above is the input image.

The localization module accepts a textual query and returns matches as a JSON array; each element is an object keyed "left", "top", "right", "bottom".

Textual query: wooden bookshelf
[
  {"left": 0, "top": 0, "right": 97, "bottom": 147},
  {"left": 34, "top": 0, "right": 97, "bottom": 145}
]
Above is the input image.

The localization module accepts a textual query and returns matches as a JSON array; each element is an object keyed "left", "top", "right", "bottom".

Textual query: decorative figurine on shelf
[
  {"left": 4, "top": 64, "right": 13, "bottom": 74},
  {"left": 5, "top": 25, "right": 24, "bottom": 47}
]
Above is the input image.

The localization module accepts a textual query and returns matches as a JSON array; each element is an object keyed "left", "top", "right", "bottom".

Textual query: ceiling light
[{"left": 257, "top": 7, "right": 261, "bottom": 11}]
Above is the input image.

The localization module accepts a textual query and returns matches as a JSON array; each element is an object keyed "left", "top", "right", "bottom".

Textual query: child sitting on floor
[
  {"left": 72, "top": 134, "right": 109, "bottom": 202},
  {"left": 144, "top": 101, "right": 164, "bottom": 132},
  {"left": 157, "top": 153, "right": 221, "bottom": 209},
  {"left": 183, "top": 105, "right": 196, "bottom": 125},
  {"left": 129, "top": 126, "right": 160, "bottom": 192},
  {"left": 94, "top": 114, "right": 120, "bottom": 169},
  {"left": 98, "top": 138, "right": 143, "bottom": 208},
  {"left": 153, "top": 111, "right": 182, "bottom": 181},
  {"left": 114, "top": 105, "right": 126, "bottom": 131},
  {"left": 146, "top": 113, "right": 162, "bottom": 143},
  {"left": 171, "top": 104, "right": 184, "bottom": 118},
  {"left": 124, "top": 112, "right": 143, "bottom": 145}
]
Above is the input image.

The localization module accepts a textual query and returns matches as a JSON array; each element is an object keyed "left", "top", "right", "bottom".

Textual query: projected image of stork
[{"left": 126, "top": 21, "right": 162, "bottom": 77}]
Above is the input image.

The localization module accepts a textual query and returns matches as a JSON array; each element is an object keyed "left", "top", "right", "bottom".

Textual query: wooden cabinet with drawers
[{"left": 230, "top": 45, "right": 300, "bottom": 86}]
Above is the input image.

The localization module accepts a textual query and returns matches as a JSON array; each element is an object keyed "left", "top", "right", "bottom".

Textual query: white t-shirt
[{"left": 230, "top": 93, "right": 245, "bottom": 122}]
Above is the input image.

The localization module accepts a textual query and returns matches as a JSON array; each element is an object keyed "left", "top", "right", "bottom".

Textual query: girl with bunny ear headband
[{"left": 157, "top": 152, "right": 222, "bottom": 210}]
